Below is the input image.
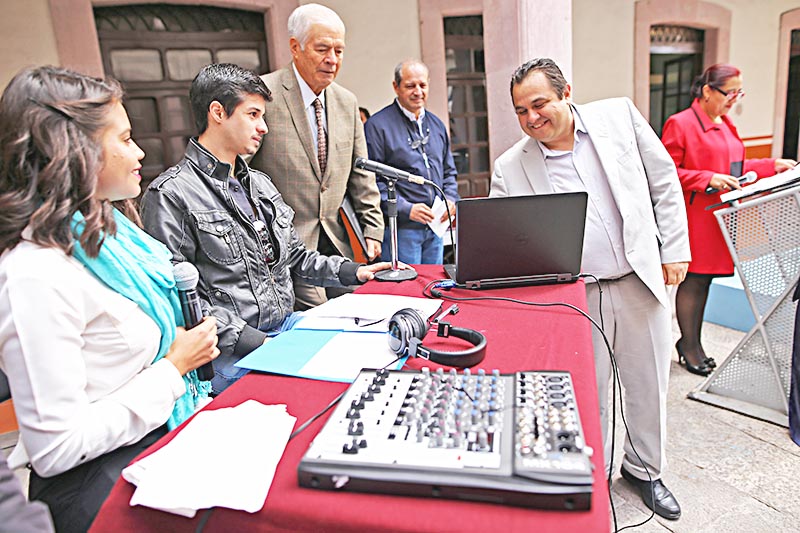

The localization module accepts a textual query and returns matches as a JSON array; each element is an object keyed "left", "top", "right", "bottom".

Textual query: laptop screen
[{"left": 452, "top": 192, "right": 587, "bottom": 286}]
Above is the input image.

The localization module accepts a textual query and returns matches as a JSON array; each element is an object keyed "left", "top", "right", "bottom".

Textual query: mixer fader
[{"left": 298, "top": 368, "right": 594, "bottom": 510}]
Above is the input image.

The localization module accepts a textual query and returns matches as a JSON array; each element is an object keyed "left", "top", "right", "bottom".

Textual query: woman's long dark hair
[{"left": 0, "top": 66, "right": 132, "bottom": 258}]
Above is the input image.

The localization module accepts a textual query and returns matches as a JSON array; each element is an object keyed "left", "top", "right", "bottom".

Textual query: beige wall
[
  {"left": 724, "top": 0, "right": 800, "bottom": 136},
  {"left": 571, "top": 0, "right": 635, "bottom": 104},
  {"left": 572, "top": 0, "right": 800, "bottom": 140},
  {"left": 0, "top": 0, "right": 60, "bottom": 91},
  {"left": 304, "top": 0, "right": 421, "bottom": 116}
]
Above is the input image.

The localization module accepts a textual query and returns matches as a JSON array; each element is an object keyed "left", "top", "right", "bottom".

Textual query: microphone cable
[{"left": 424, "top": 277, "right": 657, "bottom": 532}]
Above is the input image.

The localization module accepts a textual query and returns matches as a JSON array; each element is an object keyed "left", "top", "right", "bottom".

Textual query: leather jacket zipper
[{"left": 223, "top": 188, "right": 285, "bottom": 320}]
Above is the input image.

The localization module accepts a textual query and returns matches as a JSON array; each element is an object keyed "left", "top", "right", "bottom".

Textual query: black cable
[
  {"left": 289, "top": 355, "right": 404, "bottom": 441},
  {"left": 425, "top": 277, "right": 657, "bottom": 532},
  {"left": 194, "top": 508, "right": 213, "bottom": 533}
]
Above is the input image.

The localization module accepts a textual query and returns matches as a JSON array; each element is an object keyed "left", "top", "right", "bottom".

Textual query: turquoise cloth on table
[{"left": 71, "top": 209, "right": 211, "bottom": 429}]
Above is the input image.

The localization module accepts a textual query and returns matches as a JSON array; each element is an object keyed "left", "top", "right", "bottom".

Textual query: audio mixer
[{"left": 298, "top": 368, "right": 594, "bottom": 510}]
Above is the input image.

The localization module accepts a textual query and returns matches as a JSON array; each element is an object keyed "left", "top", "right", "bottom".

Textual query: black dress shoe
[{"left": 620, "top": 467, "right": 681, "bottom": 520}]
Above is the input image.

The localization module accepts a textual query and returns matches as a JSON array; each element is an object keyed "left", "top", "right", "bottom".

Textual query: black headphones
[{"left": 387, "top": 308, "right": 487, "bottom": 368}]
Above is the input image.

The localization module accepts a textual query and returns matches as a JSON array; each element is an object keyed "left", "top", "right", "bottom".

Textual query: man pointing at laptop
[{"left": 490, "top": 58, "right": 690, "bottom": 520}]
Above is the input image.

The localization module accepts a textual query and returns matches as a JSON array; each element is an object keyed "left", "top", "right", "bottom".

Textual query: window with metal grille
[
  {"left": 444, "top": 15, "right": 490, "bottom": 198},
  {"left": 94, "top": 4, "right": 269, "bottom": 187}
]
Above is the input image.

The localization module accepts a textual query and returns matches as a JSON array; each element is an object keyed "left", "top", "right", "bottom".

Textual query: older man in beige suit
[
  {"left": 251, "top": 3, "right": 383, "bottom": 310},
  {"left": 491, "top": 58, "right": 690, "bottom": 521}
]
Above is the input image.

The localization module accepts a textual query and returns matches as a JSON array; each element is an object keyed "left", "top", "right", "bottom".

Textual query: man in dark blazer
[{"left": 250, "top": 3, "right": 384, "bottom": 310}]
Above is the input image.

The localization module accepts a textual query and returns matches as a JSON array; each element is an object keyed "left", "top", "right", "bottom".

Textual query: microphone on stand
[
  {"left": 173, "top": 262, "right": 215, "bottom": 382},
  {"left": 354, "top": 157, "right": 433, "bottom": 186},
  {"left": 354, "top": 157, "right": 423, "bottom": 282}
]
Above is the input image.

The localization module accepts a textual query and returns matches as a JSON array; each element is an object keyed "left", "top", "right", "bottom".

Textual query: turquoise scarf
[{"left": 71, "top": 209, "right": 211, "bottom": 429}]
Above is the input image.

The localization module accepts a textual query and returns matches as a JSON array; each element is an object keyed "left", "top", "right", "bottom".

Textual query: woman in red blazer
[{"left": 661, "top": 64, "right": 796, "bottom": 376}]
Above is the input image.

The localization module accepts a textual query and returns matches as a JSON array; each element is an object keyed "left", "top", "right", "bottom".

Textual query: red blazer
[{"left": 661, "top": 99, "right": 775, "bottom": 274}]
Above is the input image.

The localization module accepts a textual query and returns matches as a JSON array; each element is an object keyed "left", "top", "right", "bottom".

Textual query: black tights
[{"left": 675, "top": 273, "right": 715, "bottom": 365}]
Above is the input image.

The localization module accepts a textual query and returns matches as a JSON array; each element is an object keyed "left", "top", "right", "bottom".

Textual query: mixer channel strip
[{"left": 298, "top": 368, "right": 594, "bottom": 510}]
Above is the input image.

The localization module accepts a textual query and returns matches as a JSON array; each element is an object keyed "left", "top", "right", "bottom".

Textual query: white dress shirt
[
  {"left": 292, "top": 63, "right": 327, "bottom": 151},
  {"left": 397, "top": 99, "right": 426, "bottom": 136},
  {"left": 0, "top": 240, "right": 185, "bottom": 477},
  {"left": 538, "top": 108, "right": 633, "bottom": 280}
]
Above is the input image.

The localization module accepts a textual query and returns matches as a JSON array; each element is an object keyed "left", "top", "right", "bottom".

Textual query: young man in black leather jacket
[{"left": 141, "top": 63, "right": 392, "bottom": 393}]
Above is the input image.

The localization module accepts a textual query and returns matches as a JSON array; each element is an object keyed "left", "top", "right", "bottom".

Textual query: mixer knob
[
  {"left": 471, "top": 409, "right": 481, "bottom": 425},
  {"left": 342, "top": 440, "right": 359, "bottom": 454},
  {"left": 348, "top": 421, "right": 364, "bottom": 435},
  {"left": 478, "top": 430, "right": 489, "bottom": 449},
  {"left": 434, "top": 429, "right": 445, "bottom": 448}
]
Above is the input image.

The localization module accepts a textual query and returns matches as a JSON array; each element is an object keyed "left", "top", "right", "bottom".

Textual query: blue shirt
[{"left": 364, "top": 100, "right": 459, "bottom": 227}]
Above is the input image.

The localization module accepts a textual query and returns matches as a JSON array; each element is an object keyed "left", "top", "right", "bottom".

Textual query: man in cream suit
[
  {"left": 491, "top": 58, "right": 690, "bottom": 520},
  {"left": 250, "top": 3, "right": 384, "bottom": 309}
]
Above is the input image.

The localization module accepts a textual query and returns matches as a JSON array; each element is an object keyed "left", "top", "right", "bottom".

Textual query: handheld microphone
[
  {"left": 354, "top": 157, "right": 432, "bottom": 185},
  {"left": 706, "top": 170, "right": 757, "bottom": 194},
  {"left": 173, "top": 262, "right": 215, "bottom": 382}
]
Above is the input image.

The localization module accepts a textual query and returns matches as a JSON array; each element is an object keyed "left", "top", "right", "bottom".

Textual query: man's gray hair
[
  {"left": 393, "top": 59, "right": 429, "bottom": 86},
  {"left": 288, "top": 3, "right": 345, "bottom": 49}
]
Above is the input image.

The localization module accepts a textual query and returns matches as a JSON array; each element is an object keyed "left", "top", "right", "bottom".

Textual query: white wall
[
  {"left": 571, "top": 0, "right": 635, "bottom": 104},
  {"left": 0, "top": 0, "right": 60, "bottom": 91},
  {"left": 572, "top": 0, "right": 800, "bottom": 139},
  {"left": 304, "top": 0, "right": 421, "bottom": 115},
  {"left": 724, "top": 0, "right": 800, "bottom": 135}
]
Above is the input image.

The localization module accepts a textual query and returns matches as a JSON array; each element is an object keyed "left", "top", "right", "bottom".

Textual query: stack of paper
[
  {"left": 234, "top": 294, "right": 444, "bottom": 382},
  {"left": 297, "top": 293, "right": 443, "bottom": 332},
  {"left": 121, "top": 401, "right": 295, "bottom": 517},
  {"left": 721, "top": 165, "right": 800, "bottom": 202}
]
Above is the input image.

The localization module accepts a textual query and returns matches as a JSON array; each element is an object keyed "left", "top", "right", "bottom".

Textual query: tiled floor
[{"left": 609, "top": 321, "right": 800, "bottom": 532}]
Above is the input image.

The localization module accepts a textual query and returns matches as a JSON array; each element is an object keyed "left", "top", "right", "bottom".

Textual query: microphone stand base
[{"left": 374, "top": 267, "right": 418, "bottom": 282}]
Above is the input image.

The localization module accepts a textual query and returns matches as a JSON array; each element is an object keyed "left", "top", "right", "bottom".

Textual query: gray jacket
[{"left": 141, "top": 139, "right": 360, "bottom": 358}]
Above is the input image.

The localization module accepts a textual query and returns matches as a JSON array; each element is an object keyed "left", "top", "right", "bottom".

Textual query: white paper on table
[
  {"left": 121, "top": 401, "right": 295, "bottom": 517},
  {"left": 721, "top": 165, "right": 800, "bottom": 202},
  {"left": 428, "top": 196, "right": 452, "bottom": 238},
  {"left": 296, "top": 331, "right": 402, "bottom": 381},
  {"left": 295, "top": 315, "right": 388, "bottom": 332},
  {"left": 298, "top": 293, "right": 443, "bottom": 326}
]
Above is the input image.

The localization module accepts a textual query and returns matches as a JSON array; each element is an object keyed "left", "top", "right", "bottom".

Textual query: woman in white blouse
[{"left": 0, "top": 66, "right": 219, "bottom": 532}]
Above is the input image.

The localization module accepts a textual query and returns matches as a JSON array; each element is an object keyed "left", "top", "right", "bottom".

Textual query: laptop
[{"left": 443, "top": 192, "right": 587, "bottom": 289}]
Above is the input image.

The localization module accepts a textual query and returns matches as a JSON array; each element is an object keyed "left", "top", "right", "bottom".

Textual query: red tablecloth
[{"left": 90, "top": 265, "right": 608, "bottom": 533}]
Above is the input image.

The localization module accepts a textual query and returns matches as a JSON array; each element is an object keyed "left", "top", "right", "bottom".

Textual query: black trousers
[{"left": 28, "top": 426, "right": 167, "bottom": 533}]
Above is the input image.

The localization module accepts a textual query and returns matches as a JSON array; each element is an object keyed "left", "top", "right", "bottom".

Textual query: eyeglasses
[
  {"left": 408, "top": 128, "right": 430, "bottom": 150},
  {"left": 711, "top": 86, "right": 746, "bottom": 101}
]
